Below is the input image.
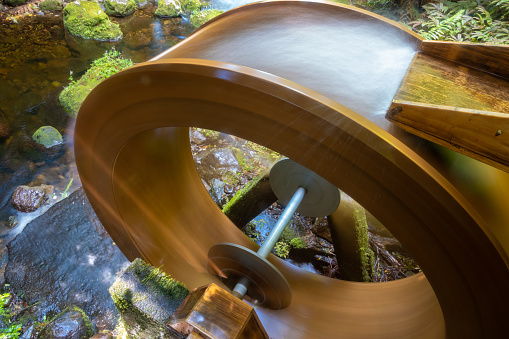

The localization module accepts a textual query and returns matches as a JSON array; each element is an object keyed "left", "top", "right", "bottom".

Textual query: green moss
[
  {"left": 190, "top": 8, "right": 223, "bottom": 27},
  {"left": 63, "top": 1, "right": 123, "bottom": 41},
  {"left": 104, "top": 0, "right": 137, "bottom": 17},
  {"left": 39, "top": 306, "right": 94, "bottom": 338},
  {"left": 32, "top": 126, "right": 63, "bottom": 148},
  {"left": 39, "top": 0, "right": 63, "bottom": 11},
  {"left": 181, "top": 0, "right": 201, "bottom": 13},
  {"left": 222, "top": 175, "right": 262, "bottom": 216},
  {"left": 130, "top": 259, "right": 188, "bottom": 300},
  {"left": 155, "top": 0, "right": 182, "bottom": 17},
  {"left": 353, "top": 207, "right": 375, "bottom": 282},
  {"left": 289, "top": 237, "right": 305, "bottom": 249},
  {"left": 58, "top": 49, "right": 133, "bottom": 117}
]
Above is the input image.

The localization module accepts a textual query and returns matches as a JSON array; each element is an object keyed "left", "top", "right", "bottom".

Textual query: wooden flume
[{"left": 74, "top": 1, "right": 509, "bottom": 338}]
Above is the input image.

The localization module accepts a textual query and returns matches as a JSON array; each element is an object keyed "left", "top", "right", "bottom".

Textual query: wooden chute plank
[
  {"left": 393, "top": 53, "right": 509, "bottom": 113},
  {"left": 387, "top": 101, "right": 509, "bottom": 172},
  {"left": 420, "top": 40, "right": 509, "bottom": 79}
]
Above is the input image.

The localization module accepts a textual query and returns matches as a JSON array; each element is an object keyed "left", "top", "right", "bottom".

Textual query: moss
[
  {"left": 63, "top": 1, "right": 123, "bottom": 41},
  {"left": 40, "top": 306, "right": 94, "bottom": 338},
  {"left": 104, "top": 0, "right": 137, "bottom": 17},
  {"left": 155, "top": 0, "right": 182, "bottom": 17},
  {"left": 39, "top": 0, "right": 63, "bottom": 11},
  {"left": 181, "top": 0, "right": 201, "bottom": 13},
  {"left": 130, "top": 259, "right": 188, "bottom": 300},
  {"left": 353, "top": 207, "right": 375, "bottom": 282},
  {"left": 290, "top": 237, "right": 306, "bottom": 249},
  {"left": 32, "top": 126, "right": 63, "bottom": 148},
  {"left": 222, "top": 175, "right": 262, "bottom": 217},
  {"left": 58, "top": 49, "right": 133, "bottom": 117},
  {"left": 190, "top": 8, "right": 223, "bottom": 27}
]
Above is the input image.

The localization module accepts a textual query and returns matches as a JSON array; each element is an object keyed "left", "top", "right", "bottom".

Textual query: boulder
[
  {"left": 5, "top": 188, "right": 130, "bottom": 332},
  {"left": 190, "top": 9, "right": 223, "bottom": 28},
  {"left": 11, "top": 184, "right": 53, "bottom": 213},
  {"left": 32, "top": 126, "right": 63, "bottom": 148},
  {"left": 109, "top": 258, "right": 188, "bottom": 339},
  {"left": 104, "top": 0, "right": 136, "bottom": 17},
  {"left": 0, "top": 121, "right": 10, "bottom": 139},
  {"left": 3, "top": 0, "right": 28, "bottom": 7},
  {"left": 155, "top": 0, "right": 182, "bottom": 18},
  {"left": 37, "top": 306, "right": 94, "bottom": 339},
  {"left": 63, "top": 1, "right": 123, "bottom": 41}
]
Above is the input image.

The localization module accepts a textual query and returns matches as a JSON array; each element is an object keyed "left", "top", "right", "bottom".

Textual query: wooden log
[
  {"left": 420, "top": 40, "right": 509, "bottom": 79},
  {"left": 168, "top": 283, "right": 269, "bottom": 339},
  {"left": 387, "top": 101, "right": 509, "bottom": 173}
]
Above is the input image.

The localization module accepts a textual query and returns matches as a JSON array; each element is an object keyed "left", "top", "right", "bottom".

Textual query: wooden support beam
[
  {"left": 387, "top": 47, "right": 509, "bottom": 172},
  {"left": 168, "top": 283, "right": 269, "bottom": 339}
]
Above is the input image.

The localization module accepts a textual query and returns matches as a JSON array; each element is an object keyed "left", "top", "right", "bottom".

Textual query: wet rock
[
  {"left": 90, "top": 333, "right": 113, "bottom": 339},
  {"left": 189, "top": 129, "right": 206, "bottom": 145},
  {"left": 6, "top": 188, "right": 129, "bottom": 332},
  {"left": 0, "top": 121, "right": 11, "bottom": 139},
  {"left": 37, "top": 305, "right": 94, "bottom": 339},
  {"left": 109, "top": 258, "right": 187, "bottom": 339},
  {"left": 155, "top": 0, "right": 183, "bottom": 18},
  {"left": 124, "top": 32, "right": 151, "bottom": 50},
  {"left": 104, "top": 0, "right": 136, "bottom": 17},
  {"left": 11, "top": 184, "right": 53, "bottom": 213},
  {"left": 311, "top": 217, "right": 332, "bottom": 243},
  {"left": 32, "top": 126, "right": 63, "bottom": 148},
  {"left": 209, "top": 149, "right": 239, "bottom": 169},
  {"left": 7, "top": 216, "right": 18, "bottom": 228}
]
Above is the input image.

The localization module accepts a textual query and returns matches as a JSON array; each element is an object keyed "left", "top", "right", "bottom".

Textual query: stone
[
  {"left": 37, "top": 305, "right": 94, "bottom": 339},
  {"left": 32, "top": 126, "right": 63, "bottom": 148},
  {"left": 4, "top": 0, "right": 28, "bottom": 6},
  {"left": 39, "top": 0, "right": 64, "bottom": 11},
  {"left": 0, "top": 121, "right": 10, "bottom": 139},
  {"left": 7, "top": 216, "right": 18, "bottom": 229},
  {"left": 5, "top": 188, "right": 130, "bottom": 332},
  {"left": 104, "top": 0, "right": 136, "bottom": 17},
  {"left": 311, "top": 217, "right": 333, "bottom": 243},
  {"left": 90, "top": 333, "right": 113, "bottom": 339},
  {"left": 180, "top": 0, "right": 201, "bottom": 12},
  {"left": 189, "top": 129, "right": 206, "bottom": 145},
  {"left": 155, "top": 0, "right": 182, "bottom": 18},
  {"left": 109, "top": 258, "right": 188, "bottom": 339},
  {"left": 190, "top": 9, "right": 223, "bottom": 28},
  {"left": 11, "top": 184, "right": 53, "bottom": 213},
  {"left": 63, "top": 1, "right": 123, "bottom": 41}
]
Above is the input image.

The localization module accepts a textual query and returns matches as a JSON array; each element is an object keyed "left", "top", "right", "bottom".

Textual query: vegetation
[
  {"left": 190, "top": 8, "right": 223, "bottom": 27},
  {"left": 155, "top": 0, "right": 183, "bottom": 17},
  {"left": 0, "top": 293, "right": 21, "bottom": 339},
  {"left": 104, "top": 0, "right": 137, "bottom": 17},
  {"left": 410, "top": 1, "right": 509, "bottom": 43},
  {"left": 59, "top": 49, "right": 133, "bottom": 117},
  {"left": 63, "top": 1, "right": 123, "bottom": 41}
]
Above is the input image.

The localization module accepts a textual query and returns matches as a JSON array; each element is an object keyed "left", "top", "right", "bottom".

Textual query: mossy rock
[
  {"left": 155, "top": 0, "right": 182, "bottom": 18},
  {"left": 59, "top": 49, "right": 133, "bottom": 117},
  {"left": 181, "top": 0, "right": 201, "bottom": 13},
  {"left": 190, "top": 8, "right": 223, "bottom": 28},
  {"left": 63, "top": 1, "right": 123, "bottom": 41},
  {"left": 39, "top": 0, "right": 63, "bottom": 11},
  {"left": 32, "top": 126, "right": 63, "bottom": 148},
  {"left": 38, "top": 305, "right": 94, "bottom": 339},
  {"left": 4, "top": 0, "right": 28, "bottom": 7},
  {"left": 104, "top": 0, "right": 137, "bottom": 17}
]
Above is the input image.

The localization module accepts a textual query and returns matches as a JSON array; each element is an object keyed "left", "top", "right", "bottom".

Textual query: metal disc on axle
[
  {"left": 270, "top": 159, "right": 341, "bottom": 217},
  {"left": 207, "top": 243, "right": 292, "bottom": 310}
]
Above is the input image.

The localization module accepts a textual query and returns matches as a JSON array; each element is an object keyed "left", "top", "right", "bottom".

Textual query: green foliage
[
  {"left": 274, "top": 241, "right": 290, "bottom": 259},
  {"left": 181, "top": 0, "right": 202, "bottom": 12},
  {"left": 411, "top": 1, "right": 509, "bottom": 43},
  {"left": 289, "top": 237, "right": 306, "bottom": 249},
  {"left": 0, "top": 293, "right": 21, "bottom": 339},
  {"left": 190, "top": 9, "right": 223, "bottom": 28},
  {"left": 39, "top": 0, "right": 63, "bottom": 11},
  {"left": 104, "top": 0, "right": 137, "bottom": 17},
  {"left": 59, "top": 48, "right": 133, "bottom": 117},
  {"left": 244, "top": 219, "right": 265, "bottom": 241},
  {"left": 63, "top": 1, "right": 123, "bottom": 41}
]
